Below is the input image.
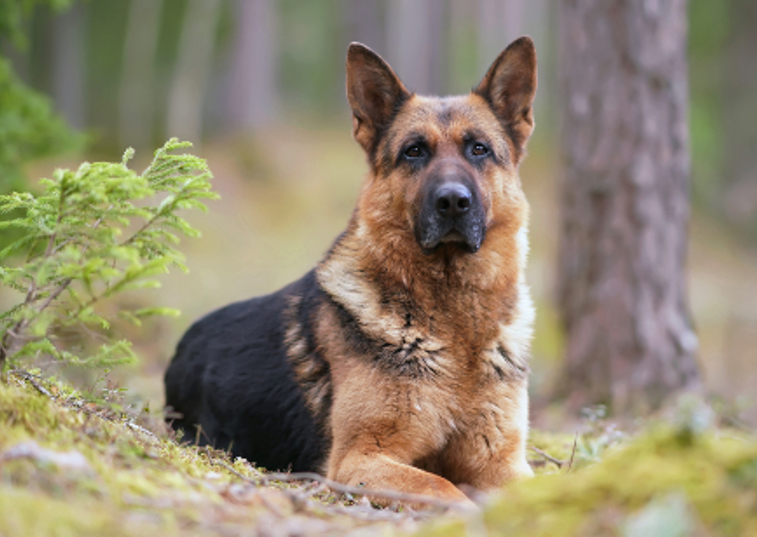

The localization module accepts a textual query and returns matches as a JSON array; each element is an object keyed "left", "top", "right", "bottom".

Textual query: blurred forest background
[{"left": 2, "top": 0, "right": 756, "bottom": 422}]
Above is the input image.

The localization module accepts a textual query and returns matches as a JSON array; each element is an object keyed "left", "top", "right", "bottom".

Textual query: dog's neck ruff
[{"left": 315, "top": 219, "right": 534, "bottom": 370}]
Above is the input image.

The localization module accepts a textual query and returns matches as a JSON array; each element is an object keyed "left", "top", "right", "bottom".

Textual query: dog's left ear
[
  {"left": 474, "top": 36, "right": 537, "bottom": 164},
  {"left": 346, "top": 43, "right": 410, "bottom": 153}
]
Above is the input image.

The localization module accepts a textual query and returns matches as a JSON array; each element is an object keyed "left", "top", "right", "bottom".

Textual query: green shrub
[{"left": 0, "top": 139, "right": 218, "bottom": 373}]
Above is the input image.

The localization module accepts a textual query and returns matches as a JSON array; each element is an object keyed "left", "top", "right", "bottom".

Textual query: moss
[
  {"left": 4, "top": 375, "right": 757, "bottom": 536},
  {"left": 0, "top": 377, "right": 409, "bottom": 535},
  {"left": 421, "top": 425, "right": 757, "bottom": 537},
  {"left": 0, "top": 485, "right": 153, "bottom": 537},
  {"left": 0, "top": 383, "right": 62, "bottom": 431},
  {"left": 0, "top": 378, "right": 238, "bottom": 535}
]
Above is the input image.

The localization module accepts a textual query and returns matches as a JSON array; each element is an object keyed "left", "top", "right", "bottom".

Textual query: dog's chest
[
  {"left": 373, "top": 311, "right": 528, "bottom": 382},
  {"left": 387, "top": 351, "right": 524, "bottom": 459},
  {"left": 372, "top": 324, "right": 523, "bottom": 401}
]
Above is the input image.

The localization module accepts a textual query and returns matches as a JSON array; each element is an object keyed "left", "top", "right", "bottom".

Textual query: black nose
[{"left": 434, "top": 183, "right": 472, "bottom": 217}]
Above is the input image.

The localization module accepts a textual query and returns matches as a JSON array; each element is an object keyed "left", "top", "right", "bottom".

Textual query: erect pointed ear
[
  {"left": 474, "top": 36, "right": 537, "bottom": 164},
  {"left": 346, "top": 43, "right": 410, "bottom": 153}
]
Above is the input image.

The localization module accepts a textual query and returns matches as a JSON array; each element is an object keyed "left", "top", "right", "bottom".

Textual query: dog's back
[{"left": 164, "top": 270, "right": 327, "bottom": 471}]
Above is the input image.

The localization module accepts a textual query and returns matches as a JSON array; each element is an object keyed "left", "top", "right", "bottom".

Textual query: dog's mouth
[
  {"left": 440, "top": 230, "right": 466, "bottom": 244},
  {"left": 417, "top": 220, "right": 485, "bottom": 254}
]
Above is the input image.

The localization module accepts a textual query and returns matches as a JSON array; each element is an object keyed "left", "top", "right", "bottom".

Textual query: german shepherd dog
[{"left": 165, "top": 37, "right": 537, "bottom": 506}]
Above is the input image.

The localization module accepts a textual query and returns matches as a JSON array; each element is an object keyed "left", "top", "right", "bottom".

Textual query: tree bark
[
  {"left": 119, "top": 0, "right": 163, "bottom": 150},
  {"left": 722, "top": 0, "right": 757, "bottom": 231},
  {"left": 477, "top": 0, "right": 525, "bottom": 76},
  {"left": 166, "top": 0, "right": 222, "bottom": 145},
  {"left": 225, "top": 0, "right": 279, "bottom": 134},
  {"left": 52, "top": 4, "right": 86, "bottom": 130},
  {"left": 346, "top": 0, "right": 384, "bottom": 53},
  {"left": 556, "top": 0, "right": 699, "bottom": 412},
  {"left": 385, "top": 0, "right": 445, "bottom": 94}
]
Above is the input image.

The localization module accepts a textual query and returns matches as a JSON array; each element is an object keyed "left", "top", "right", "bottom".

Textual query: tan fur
[{"left": 287, "top": 37, "right": 538, "bottom": 507}]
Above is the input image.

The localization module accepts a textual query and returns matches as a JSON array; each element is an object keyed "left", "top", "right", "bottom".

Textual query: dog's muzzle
[{"left": 415, "top": 174, "right": 486, "bottom": 253}]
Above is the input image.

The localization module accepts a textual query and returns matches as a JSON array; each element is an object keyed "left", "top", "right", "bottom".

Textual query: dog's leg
[
  {"left": 329, "top": 449, "right": 474, "bottom": 509},
  {"left": 324, "top": 362, "right": 476, "bottom": 508},
  {"left": 441, "top": 380, "right": 534, "bottom": 492},
  {"left": 480, "top": 381, "right": 534, "bottom": 486}
]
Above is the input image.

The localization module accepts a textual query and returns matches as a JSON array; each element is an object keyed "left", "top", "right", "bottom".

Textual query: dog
[{"left": 165, "top": 36, "right": 537, "bottom": 506}]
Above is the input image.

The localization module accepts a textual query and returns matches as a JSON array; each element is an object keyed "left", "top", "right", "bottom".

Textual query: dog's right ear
[{"left": 346, "top": 43, "right": 410, "bottom": 153}]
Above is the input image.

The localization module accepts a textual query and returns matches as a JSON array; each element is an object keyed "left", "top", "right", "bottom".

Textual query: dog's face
[{"left": 346, "top": 38, "right": 537, "bottom": 260}]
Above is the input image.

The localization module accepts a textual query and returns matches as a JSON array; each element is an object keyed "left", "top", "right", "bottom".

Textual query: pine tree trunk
[
  {"left": 52, "top": 4, "right": 86, "bottom": 130},
  {"left": 385, "top": 0, "right": 445, "bottom": 94},
  {"left": 225, "top": 0, "right": 279, "bottom": 133},
  {"left": 119, "top": 0, "right": 163, "bottom": 149},
  {"left": 477, "top": 0, "right": 525, "bottom": 76},
  {"left": 166, "top": 0, "right": 222, "bottom": 145},
  {"left": 722, "top": 0, "right": 757, "bottom": 231},
  {"left": 346, "top": 0, "right": 384, "bottom": 54},
  {"left": 556, "top": 0, "right": 699, "bottom": 412}
]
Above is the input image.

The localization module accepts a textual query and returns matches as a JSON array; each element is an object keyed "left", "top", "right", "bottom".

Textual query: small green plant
[{"left": 0, "top": 139, "right": 219, "bottom": 374}]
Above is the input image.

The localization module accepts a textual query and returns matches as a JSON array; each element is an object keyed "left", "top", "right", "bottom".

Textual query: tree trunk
[
  {"left": 722, "top": 0, "right": 757, "bottom": 231},
  {"left": 119, "top": 0, "right": 163, "bottom": 150},
  {"left": 166, "top": 0, "right": 222, "bottom": 146},
  {"left": 556, "top": 0, "right": 699, "bottom": 412},
  {"left": 385, "top": 0, "right": 445, "bottom": 94},
  {"left": 52, "top": 4, "right": 86, "bottom": 130},
  {"left": 225, "top": 0, "right": 279, "bottom": 134},
  {"left": 346, "top": 0, "right": 384, "bottom": 53},
  {"left": 477, "top": 0, "right": 525, "bottom": 76}
]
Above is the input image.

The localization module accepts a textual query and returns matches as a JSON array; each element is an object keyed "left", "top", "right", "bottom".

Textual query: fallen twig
[
  {"left": 11, "top": 369, "right": 54, "bottom": 399},
  {"left": 215, "top": 460, "right": 471, "bottom": 513},
  {"left": 530, "top": 445, "right": 566, "bottom": 468},
  {"left": 126, "top": 421, "right": 158, "bottom": 439},
  {"left": 565, "top": 433, "right": 579, "bottom": 473},
  {"left": 11, "top": 370, "right": 163, "bottom": 448}
]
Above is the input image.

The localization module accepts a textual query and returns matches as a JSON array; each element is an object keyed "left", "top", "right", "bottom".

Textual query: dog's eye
[
  {"left": 471, "top": 143, "right": 489, "bottom": 157},
  {"left": 404, "top": 145, "right": 423, "bottom": 159}
]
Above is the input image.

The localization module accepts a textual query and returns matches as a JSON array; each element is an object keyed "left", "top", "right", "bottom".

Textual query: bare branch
[
  {"left": 530, "top": 446, "right": 565, "bottom": 468},
  {"left": 11, "top": 369, "right": 54, "bottom": 399},
  {"left": 214, "top": 460, "right": 471, "bottom": 512},
  {"left": 565, "top": 433, "right": 579, "bottom": 473}
]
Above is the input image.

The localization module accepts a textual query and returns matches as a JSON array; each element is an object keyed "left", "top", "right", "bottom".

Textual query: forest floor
[{"left": 2, "top": 370, "right": 757, "bottom": 536}]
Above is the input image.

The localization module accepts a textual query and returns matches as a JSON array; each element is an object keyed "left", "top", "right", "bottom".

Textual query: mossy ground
[
  {"left": 1, "top": 372, "right": 756, "bottom": 537},
  {"left": 424, "top": 406, "right": 757, "bottom": 537},
  {"left": 0, "top": 373, "right": 419, "bottom": 536}
]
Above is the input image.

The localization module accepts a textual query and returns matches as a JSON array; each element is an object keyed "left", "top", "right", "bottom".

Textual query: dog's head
[{"left": 346, "top": 38, "right": 536, "bottom": 259}]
